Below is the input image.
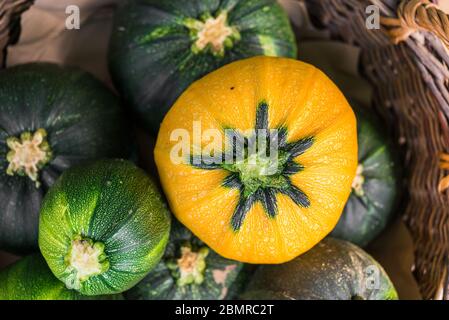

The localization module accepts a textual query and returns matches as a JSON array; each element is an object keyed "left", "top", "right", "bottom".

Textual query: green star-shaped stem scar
[{"left": 189, "top": 101, "right": 314, "bottom": 231}]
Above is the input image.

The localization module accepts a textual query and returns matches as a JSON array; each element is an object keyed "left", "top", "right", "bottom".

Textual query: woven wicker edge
[
  {"left": 305, "top": 0, "right": 449, "bottom": 299},
  {"left": 0, "top": 0, "right": 34, "bottom": 68}
]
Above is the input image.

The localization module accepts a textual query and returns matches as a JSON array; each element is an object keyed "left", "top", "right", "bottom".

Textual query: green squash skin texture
[
  {"left": 331, "top": 110, "right": 400, "bottom": 247},
  {"left": 242, "top": 238, "right": 398, "bottom": 300},
  {"left": 125, "top": 221, "right": 243, "bottom": 300},
  {"left": 38, "top": 159, "right": 171, "bottom": 296},
  {"left": 0, "top": 63, "right": 131, "bottom": 253},
  {"left": 108, "top": 0, "right": 297, "bottom": 134},
  {"left": 0, "top": 254, "right": 122, "bottom": 300}
]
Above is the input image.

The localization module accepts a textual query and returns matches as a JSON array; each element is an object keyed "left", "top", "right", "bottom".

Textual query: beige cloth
[{"left": 7, "top": 0, "right": 118, "bottom": 86}]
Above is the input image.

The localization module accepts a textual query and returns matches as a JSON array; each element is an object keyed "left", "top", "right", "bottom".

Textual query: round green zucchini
[
  {"left": 0, "top": 254, "right": 122, "bottom": 300},
  {"left": 108, "top": 0, "right": 297, "bottom": 133},
  {"left": 331, "top": 110, "right": 399, "bottom": 247},
  {"left": 0, "top": 63, "right": 130, "bottom": 253},
  {"left": 38, "top": 159, "right": 171, "bottom": 296},
  {"left": 242, "top": 238, "right": 398, "bottom": 300},
  {"left": 125, "top": 221, "right": 243, "bottom": 300}
]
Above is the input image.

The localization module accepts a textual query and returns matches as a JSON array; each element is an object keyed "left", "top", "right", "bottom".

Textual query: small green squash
[
  {"left": 125, "top": 221, "right": 243, "bottom": 300},
  {"left": 108, "top": 0, "right": 297, "bottom": 133},
  {"left": 0, "top": 254, "right": 122, "bottom": 300},
  {"left": 0, "top": 63, "right": 130, "bottom": 253},
  {"left": 331, "top": 110, "right": 399, "bottom": 247},
  {"left": 38, "top": 159, "right": 171, "bottom": 296},
  {"left": 242, "top": 238, "right": 398, "bottom": 300}
]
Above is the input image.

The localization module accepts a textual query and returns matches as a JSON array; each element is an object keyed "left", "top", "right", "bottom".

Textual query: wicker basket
[
  {"left": 0, "top": 0, "right": 33, "bottom": 67},
  {"left": 1, "top": 0, "right": 448, "bottom": 300},
  {"left": 304, "top": 0, "right": 449, "bottom": 300}
]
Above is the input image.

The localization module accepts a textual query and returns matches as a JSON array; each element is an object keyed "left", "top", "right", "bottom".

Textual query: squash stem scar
[
  {"left": 167, "top": 245, "right": 209, "bottom": 286},
  {"left": 184, "top": 11, "right": 240, "bottom": 57},
  {"left": 6, "top": 128, "right": 52, "bottom": 188},
  {"left": 189, "top": 101, "right": 313, "bottom": 231},
  {"left": 63, "top": 235, "right": 109, "bottom": 291}
]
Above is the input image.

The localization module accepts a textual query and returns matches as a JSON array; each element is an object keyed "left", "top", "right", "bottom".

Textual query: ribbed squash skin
[
  {"left": 125, "top": 222, "right": 242, "bottom": 300},
  {"left": 242, "top": 238, "right": 398, "bottom": 300},
  {"left": 0, "top": 254, "right": 121, "bottom": 300},
  {"left": 331, "top": 110, "right": 399, "bottom": 247},
  {"left": 0, "top": 63, "right": 130, "bottom": 253},
  {"left": 39, "top": 159, "right": 171, "bottom": 296},
  {"left": 109, "top": 0, "right": 297, "bottom": 133},
  {"left": 155, "top": 56, "right": 358, "bottom": 264}
]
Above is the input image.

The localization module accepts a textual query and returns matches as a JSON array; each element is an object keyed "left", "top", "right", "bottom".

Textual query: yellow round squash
[{"left": 154, "top": 56, "right": 358, "bottom": 264}]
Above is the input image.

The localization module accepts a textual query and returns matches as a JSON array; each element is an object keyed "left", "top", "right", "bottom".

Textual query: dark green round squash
[
  {"left": 242, "top": 238, "right": 398, "bottom": 300},
  {"left": 0, "top": 63, "right": 130, "bottom": 253},
  {"left": 0, "top": 254, "right": 122, "bottom": 300},
  {"left": 108, "top": 0, "right": 297, "bottom": 133},
  {"left": 125, "top": 221, "right": 243, "bottom": 300},
  {"left": 331, "top": 110, "right": 399, "bottom": 247},
  {"left": 38, "top": 159, "right": 171, "bottom": 296}
]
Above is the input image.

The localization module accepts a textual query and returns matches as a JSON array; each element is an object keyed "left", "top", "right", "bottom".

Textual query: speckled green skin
[
  {"left": 38, "top": 159, "right": 171, "bottom": 296},
  {"left": 242, "top": 238, "right": 398, "bottom": 300},
  {"left": 0, "top": 254, "right": 122, "bottom": 300},
  {"left": 331, "top": 110, "right": 399, "bottom": 247},
  {"left": 0, "top": 63, "right": 130, "bottom": 253},
  {"left": 125, "top": 222, "right": 242, "bottom": 300},
  {"left": 108, "top": 0, "right": 297, "bottom": 134}
]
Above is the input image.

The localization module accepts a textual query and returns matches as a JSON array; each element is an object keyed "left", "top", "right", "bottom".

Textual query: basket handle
[{"left": 381, "top": 0, "right": 449, "bottom": 48}]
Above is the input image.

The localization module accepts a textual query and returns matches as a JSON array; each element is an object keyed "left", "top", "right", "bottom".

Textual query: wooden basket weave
[
  {"left": 0, "top": 0, "right": 33, "bottom": 67},
  {"left": 305, "top": 0, "right": 449, "bottom": 300},
  {"left": 1, "top": 0, "right": 448, "bottom": 300}
]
